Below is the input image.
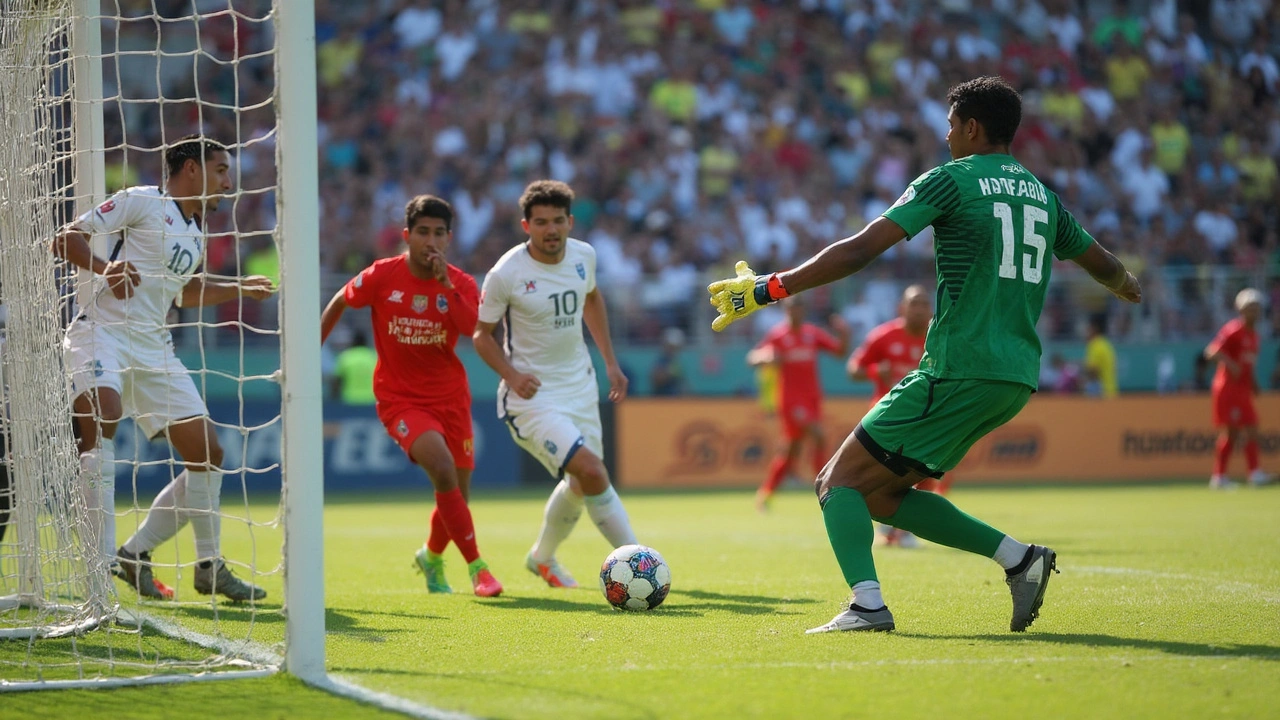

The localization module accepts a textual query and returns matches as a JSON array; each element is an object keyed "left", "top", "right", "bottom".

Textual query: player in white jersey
[
  {"left": 473, "top": 180, "right": 639, "bottom": 588},
  {"left": 52, "top": 136, "right": 274, "bottom": 602}
]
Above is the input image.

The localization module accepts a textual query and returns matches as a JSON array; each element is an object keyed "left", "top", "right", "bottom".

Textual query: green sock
[
  {"left": 426, "top": 550, "right": 445, "bottom": 563},
  {"left": 467, "top": 558, "right": 487, "bottom": 576},
  {"left": 878, "top": 488, "right": 1005, "bottom": 557},
  {"left": 821, "top": 487, "right": 878, "bottom": 587}
]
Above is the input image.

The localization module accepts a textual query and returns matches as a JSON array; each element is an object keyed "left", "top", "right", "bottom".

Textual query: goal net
[{"left": 0, "top": 0, "right": 324, "bottom": 690}]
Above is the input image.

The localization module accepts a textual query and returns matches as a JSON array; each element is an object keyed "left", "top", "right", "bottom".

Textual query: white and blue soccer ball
[{"left": 599, "top": 544, "right": 671, "bottom": 611}]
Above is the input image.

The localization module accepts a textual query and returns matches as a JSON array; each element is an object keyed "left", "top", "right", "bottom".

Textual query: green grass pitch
[{"left": 3, "top": 483, "right": 1278, "bottom": 719}]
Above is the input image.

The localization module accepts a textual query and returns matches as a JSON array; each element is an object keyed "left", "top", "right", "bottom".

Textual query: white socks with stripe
[
  {"left": 124, "top": 468, "right": 222, "bottom": 561},
  {"left": 584, "top": 485, "right": 637, "bottom": 548}
]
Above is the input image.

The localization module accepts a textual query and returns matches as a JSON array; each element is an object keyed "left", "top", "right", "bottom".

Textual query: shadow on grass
[
  {"left": 478, "top": 590, "right": 805, "bottom": 616},
  {"left": 900, "top": 631, "right": 1280, "bottom": 661},
  {"left": 323, "top": 607, "right": 444, "bottom": 644},
  {"left": 672, "top": 588, "right": 820, "bottom": 606}
]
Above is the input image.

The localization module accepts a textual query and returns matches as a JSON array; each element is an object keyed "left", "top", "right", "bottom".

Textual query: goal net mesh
[{"left": 0, "top": 0, "right": 286, "bottom": 686}]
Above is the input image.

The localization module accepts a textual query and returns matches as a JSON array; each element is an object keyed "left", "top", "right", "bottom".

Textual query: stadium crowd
[{"left": 101, "top": 0, "right": 1280, "bottom": 346}]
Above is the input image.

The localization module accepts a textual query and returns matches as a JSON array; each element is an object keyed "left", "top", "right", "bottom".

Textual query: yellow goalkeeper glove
[{"left": 707, "top": 261, "right": 790, "bottom": 332}]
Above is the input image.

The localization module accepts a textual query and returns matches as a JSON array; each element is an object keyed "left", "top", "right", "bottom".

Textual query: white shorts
[
  {"left": 501, "top": 396, "right": 603, "bottom": 480},
  {"left": 64, "top": 320, "right": 207, "bottom": 439}
]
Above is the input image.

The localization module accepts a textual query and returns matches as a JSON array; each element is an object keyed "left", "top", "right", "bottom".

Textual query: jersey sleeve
[
  {"left": 1206, "top": 324, "right": 1240, "bottom": 361},
  {"left": 811, "top": 326, "right": 842, "bottom": 354},
  {"left": 449, "top": 269, "right": 480, "bottom": 337},
  {"left": 584, "top": 242, "right": 598, "bottom": 294},
  {"left": 343, "top": 264, "right": 380, "bottom": 309},
  {"left": 881, "top": 166, "right": 963, "bottom": 238},
  {"left": 1049, "top": 191, "right": 1095, "bottom": 260},
  {"left": 74, "top": 189, "right": 149, "bottom": 237},
  {"left": 477, "top": 264, "right": 511, "bottom": 325}
]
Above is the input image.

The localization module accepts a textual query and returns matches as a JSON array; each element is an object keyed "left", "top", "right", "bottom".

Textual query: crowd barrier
[{"left": 616, "top": 394, "right": 1280, "bottom": 488}]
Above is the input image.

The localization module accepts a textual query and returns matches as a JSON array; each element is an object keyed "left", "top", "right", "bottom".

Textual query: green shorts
[{"left": 857, "top": 371, "right": 1032, "bottom": 476}]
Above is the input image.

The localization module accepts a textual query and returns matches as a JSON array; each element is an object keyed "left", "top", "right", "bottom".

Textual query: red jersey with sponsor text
[
  {"left": 755, "top": 322, "right": 841, "bottom": 408},
  {"left": 1207, "top": 318, "right": 1258, "bottom": 395},
  {"left": 850, "top": 318, "right": 927, "bottom": 400},
  {"left": 343, "top": 254, "right": 479, "bottom": 407}
]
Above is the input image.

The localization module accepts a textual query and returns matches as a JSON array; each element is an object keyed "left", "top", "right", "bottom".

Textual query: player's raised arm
[{"left": 582, "top": 288, "right": 627, "bottom": 403}]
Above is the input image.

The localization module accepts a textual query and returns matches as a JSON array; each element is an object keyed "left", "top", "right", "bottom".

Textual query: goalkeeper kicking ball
[{"left": 600, "top": 544, "right": 671, "bottom": 611}]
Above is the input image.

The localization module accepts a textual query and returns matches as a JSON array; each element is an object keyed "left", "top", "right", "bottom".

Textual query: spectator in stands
[{"left": 649, "top": 327, "right": 687, "bottom": 397}]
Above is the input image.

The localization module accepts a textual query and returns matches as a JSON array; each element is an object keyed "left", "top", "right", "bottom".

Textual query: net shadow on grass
[{"left": 900, "top": 632, "right": 1280, "bottom": 660}]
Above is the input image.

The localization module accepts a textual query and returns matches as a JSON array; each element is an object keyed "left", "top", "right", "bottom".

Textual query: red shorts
[
  {"left": 1212, "top": 389, "right": 1257, "bottom": 428},
  {"left": 377, "top": 401, "right": 475, "bottom": 470},
  {"left": 780, "top": 400, "right": 822, "bottom": 441}
]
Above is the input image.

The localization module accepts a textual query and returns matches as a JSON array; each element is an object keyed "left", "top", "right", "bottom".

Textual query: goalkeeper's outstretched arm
[{"left": 776, "top": 217, "right": 908, "bottom": 296}]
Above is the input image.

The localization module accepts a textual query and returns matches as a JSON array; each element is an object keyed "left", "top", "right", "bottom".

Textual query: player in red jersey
[
  {"left": 748, "top": 296, "right": 850, "bottom": 512},
  {"left": 847, "top": 285, "right": 935, "bottom": 546},
  {"left": 320, "top": 195, "right": 502, "bottom": 597},
  {"left": 1205, "top": 288, "right": 1273, "bottom": 490}
]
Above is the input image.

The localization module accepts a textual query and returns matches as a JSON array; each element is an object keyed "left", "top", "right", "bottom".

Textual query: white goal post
[{"left": 0, "top": 0, "right": 325, "bottom": 691}]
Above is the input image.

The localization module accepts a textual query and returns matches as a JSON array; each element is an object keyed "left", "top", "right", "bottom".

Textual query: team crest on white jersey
[
  {"left": 436, "top": 294, "right": 448, "bottom": 313},
  {"left": 388, "top": 290, "right": 404, "bottom": 303},
  {"left": 412, "top": 294, "right": 429, "bottom": 313},
  {"left": 523, "top": 280, "right": 537, "bottom": 294},
  {"left": 575, "top": 262, "right": 585, "bottom": 279}
]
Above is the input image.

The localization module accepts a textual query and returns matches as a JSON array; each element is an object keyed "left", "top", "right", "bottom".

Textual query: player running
[
  {"left": 1205, "top": 289, "right": 1274, "bottom": 490},
  {"left": 748, "top": 296, "right": 849, "bottom": 513},
  {"left": 53, "top": 136, "right": 273, "bottom": 602},
  {"left": 847, "top": 284, "right": 936, "bottom": 547},
  {"left": 473, "top": 180, "right": 638, "bottom": 589},
  {"left": 708, "top": 76, "right": 1142, "bottom": 633},
  {"left": 320, "top": 195, "right": 502, "bottom": 597}
]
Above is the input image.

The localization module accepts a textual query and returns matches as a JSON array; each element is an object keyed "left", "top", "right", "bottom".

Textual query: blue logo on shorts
[
  {"left": 544, "top": 439, "right": 558, "bottom": 455},
  {"left": 93, "top": 360, "right": 104, "bottom": 378}
]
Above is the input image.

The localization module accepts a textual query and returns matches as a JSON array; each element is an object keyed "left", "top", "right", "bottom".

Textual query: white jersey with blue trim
[
  {"left": 71, "top": 185, "right": 204, "bottom": 348},
  {"left": 478, "top": 238, "right": 598, "bottom": 409}
]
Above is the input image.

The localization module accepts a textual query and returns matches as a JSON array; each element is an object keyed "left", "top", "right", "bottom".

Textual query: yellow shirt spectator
[
  {"left": 1105, "top": 55, "right": 1149, "bottom": 101},
  {"left": 1041, "top": 90, "right": 1085, "bottom": 133},
  {"left": 317, "top": 34, "right": 363, "bottom": 88},
  {"left": 1084, "top": 335, "right": 1118, "bottom": 398},
  {"left": 620, "top": 6, "right": 663, "bottom": 46},
  {"left": 756, "top": 364, "right": 778, "bottom": 415},
  {"left": 866, "top": 38, "right": 904, "bottom": 87},
  {"left": 333, "top": 341, "right": 377, "bottom": 405},
  {"left": 699, "top": 144, "right": 739, "bottom": 198},
  {"left": 1236, "top": 154, "right": 1278, "bottom": 202},
  {"left": 507, "top": 10, "right": 551, "bottom": 34},
  {"left": 833, "top": 70, "right": 871, "bottom": 110},
  {"left": 649, "top": 79, "right": 697, "bottom": 122},
  {"left": 1150, "top": 120, "right": 1191, "bottom": 174},
  {"left": 245, "top": 244, "right": 281, "bottom": 287}
]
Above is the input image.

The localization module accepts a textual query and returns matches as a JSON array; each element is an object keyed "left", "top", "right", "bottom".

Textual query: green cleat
[{"left": 413, "top": 546, "right": 452, "bottom": 594}]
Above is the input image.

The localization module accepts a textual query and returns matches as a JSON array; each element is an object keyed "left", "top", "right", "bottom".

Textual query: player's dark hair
[
  {"left": 946, "top": 76, "right": 1022, "bottom": 147},
  {"left": 518, "top": 179, "right": 574, "bottom": 220},
  {"left": 1089, "top": 313, "right": 1108, "bottom": 335},
  {"left": 404, "top": 194, "right": 453, "bottom": 232},
  {"left": 164, "top": 135, "right": 229, "bottom": 178}
]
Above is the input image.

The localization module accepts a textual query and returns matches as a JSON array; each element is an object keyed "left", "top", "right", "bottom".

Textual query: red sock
[
  {"left": 434, "top": 489, "right": 479, "bottom": 564},
  {"left": 915, "top": 478, "right": 940, "bottom": 492},
  {"left": 1214, "top": 436, "right": 1234, "bottom": 475},
  {"left": 811, "top": 440, "right": 827, "bottom": 477},
  {"left": 762, "top": 456, "right": 790, "bottom": 494},
  {"left": 426, "top": 507, "right": 450, "bottom": 555},
  {"left": 1245, "top": 440, "right": 1259, "bottom": 472}
]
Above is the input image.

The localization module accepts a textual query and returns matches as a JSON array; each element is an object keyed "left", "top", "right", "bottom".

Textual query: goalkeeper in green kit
[{"left": 709, "top": 77, "right": 1142, "bottom": 634}]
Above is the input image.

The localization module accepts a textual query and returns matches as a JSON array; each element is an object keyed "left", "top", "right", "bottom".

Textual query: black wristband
[{"left": 753, "top": 276, "right": 773, "bottom": 306}]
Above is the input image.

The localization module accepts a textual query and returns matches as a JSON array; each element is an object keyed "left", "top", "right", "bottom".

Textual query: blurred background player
[
  {"left": 473, "top": 180, "right": 637, "bottom": 589},
  {"left": 1083, "top": 315, "right": 1118, "bottom": 399},
  {"left": 329, "top": 329, "right": 376, "bottom": 406},
  {"left": 748, "top": 296, "right": 850, "bottom": 513},
  {"left": 320, "top": 195, "right": 502, "bottom": 597},
  {"left": 54, "top": 136, "right": 272, "bottom": 602},
  {"left": 847, "top": 284, "right": 933, "bottom": 546},
  {"left": 1204, "top": 289, "right": 1273, "bottom": 490}
]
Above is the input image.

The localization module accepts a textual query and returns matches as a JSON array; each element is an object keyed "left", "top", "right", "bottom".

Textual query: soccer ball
[{"left": 599, "top": 544, "right": 671, "bottom": 611}]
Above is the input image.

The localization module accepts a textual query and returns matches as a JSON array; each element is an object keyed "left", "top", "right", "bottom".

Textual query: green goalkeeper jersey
[{"left": 881, "top": 153, "right": 1094, "bottom": 389}]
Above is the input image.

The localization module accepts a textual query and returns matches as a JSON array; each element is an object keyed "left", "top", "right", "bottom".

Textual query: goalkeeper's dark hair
[
  {"left": 164, "top": 135, "right": 230, "bottom": 178},
  {"left": 405, "top": 194, "right": 453, "bottom": 231},
  {"left": 518, "top": 180, "right": 574, "bottom": 220},
  {"left": 946, "top": 76, "right": 1022, "bottom": 147}
]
